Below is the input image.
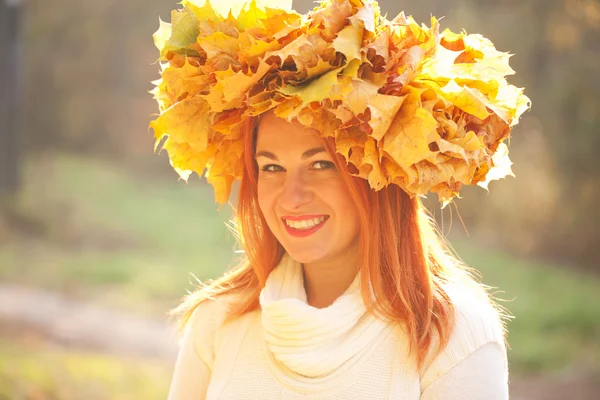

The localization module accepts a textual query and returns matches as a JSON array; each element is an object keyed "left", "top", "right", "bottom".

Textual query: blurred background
[{"left": 0, "top": 0, "right": 598, "bottom": 398}]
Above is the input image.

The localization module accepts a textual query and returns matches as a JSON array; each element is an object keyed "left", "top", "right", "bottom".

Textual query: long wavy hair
[{"left": 173, "top": 116, "right": 504, "bottom": 367}]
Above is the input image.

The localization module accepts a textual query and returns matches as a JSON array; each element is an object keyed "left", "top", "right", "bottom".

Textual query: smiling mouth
[
  {"left": 283, "top": 215, "right": 328, "bottom": 230},
  {"left": 281, "top": 215, "right": 329, "bottom": 237}
]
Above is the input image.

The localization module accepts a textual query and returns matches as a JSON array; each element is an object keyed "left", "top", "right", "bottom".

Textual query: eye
[
  {"left": 312, "top": 160, "right": 335, "bottom": 170},
  {"left": 260, "top": 164, "right": 284, "bottom": 173}
]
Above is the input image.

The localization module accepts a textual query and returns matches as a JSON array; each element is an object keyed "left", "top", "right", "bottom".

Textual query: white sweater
[{"left": 168, "top": 255, "right": 508, "bottom": 400}]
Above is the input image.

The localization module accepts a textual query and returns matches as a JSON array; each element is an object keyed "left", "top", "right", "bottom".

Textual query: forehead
[{"left": 256, "top": 113, "right": 322, "bottom": 152}]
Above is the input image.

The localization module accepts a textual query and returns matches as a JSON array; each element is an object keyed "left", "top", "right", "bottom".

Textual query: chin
[{"left": 281, "top": 245, "right": 331, "bottom": 264}]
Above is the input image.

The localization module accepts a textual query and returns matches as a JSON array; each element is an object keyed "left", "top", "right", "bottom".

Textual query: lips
[
  {"left": 282, "top": 214, "right": 328, "bottom": 221},
  {"left": 281, "top": 215, "right": 329, "bottom": 238}
]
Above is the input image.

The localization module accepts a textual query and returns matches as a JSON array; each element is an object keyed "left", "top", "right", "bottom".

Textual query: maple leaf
[
  {"left": 184, "top": 0, "right": 293, "bottom": 19},
  {"left": 279, "top": 67, "right": 344, "bottom": 107},
  {"left": 332, "top": 22, "right": 364, "bottom": 62},
  {"left": 367, "top": 93, "right": 407, "bottom": 141},
  {"left": 197, "top": 32, "right": 240, "bottom": 59},
  {"left": 360, "top": 137, "right": 386, "bottom": 189},
  {"left": 158, "top": 59, "right": 210, "bottom": 102},
  {"left": 477, "top": 142, "right": 514, "bottom": 190},
  {"left": 150, "top": 97, "right": 212, "bottom": 152},
  {"left": 160, "top": 7, "right": 201, "bottom": 57},
  {"left": 383, "top": 106, "right": 440, "bottom": 171},
  {"left": 184, "top": 0, "right": 222, "bottom": 24},
  {"left": 438, "top": 79, "right": 492, "bottom": 120},
  {"left": 205, "top": 138, "right": 244, "bottom": 204},
  {"left": 152, "top": 18, "right": 172, "bottom": 53},
  {"left": 349, "top": 0, "right": 379, "bottom": 33},
  {"left": 238, "top": 33, "right": 283, "bottom": 64},
  {"left": 162, "top": 139, "right": 219, "bottom": 182},
  {"left": 344, "top": 79, "right": 380, "bottom": 115},
  {"left": 311, "top": 0, "right": 356, "bottom": 40}
]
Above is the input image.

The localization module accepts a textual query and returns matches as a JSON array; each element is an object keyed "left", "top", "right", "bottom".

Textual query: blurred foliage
[
  {"left": 2, "top": 155, "right": 599, "bottom": 376},
  {"left": 0, "top": 341, "right": 170, "bottom": 400},
  {"left": 0, "top": 154, "right": 235, "bottom": 314}
]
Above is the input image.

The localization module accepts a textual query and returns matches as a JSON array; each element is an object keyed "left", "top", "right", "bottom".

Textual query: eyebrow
[{"left": 255, "top": 146, "right": 326, "bottom": 161}]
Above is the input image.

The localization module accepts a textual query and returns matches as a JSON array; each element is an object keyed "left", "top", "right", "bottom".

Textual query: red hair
[{"left": 174, "top": 116, "right": 502, "bottom": 367}]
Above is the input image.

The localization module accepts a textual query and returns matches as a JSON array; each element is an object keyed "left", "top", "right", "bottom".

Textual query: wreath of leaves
[{"left": 150, "top": 0, "right": 530, "bottom": 205}]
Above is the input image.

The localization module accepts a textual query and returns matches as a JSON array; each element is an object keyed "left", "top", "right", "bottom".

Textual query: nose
[{"left": 278, "top": 169, "right": 314, "bottom": 211}]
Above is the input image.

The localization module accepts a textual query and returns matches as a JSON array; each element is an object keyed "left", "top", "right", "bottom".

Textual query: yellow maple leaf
[
  {"left": 349, "top": 0, "right": 379, "bottom": 33},
  {"left": 184, "top": 0, "right": 292, "bottom": 19},
  {"left": 436, "top": 139, "right": 468, "bottom": 161},
  {"left": 423, "top": 31, "right": 514, "bottom": 84},
  {"left": 411, "top": 161, "right": 450, "bottom": 193},
  {"left": 306, "top": 57, "right": 337, "bottom": 79},
  {"left": 238, "top": 33, "right": 283, "bottom": 63},
  {"left": 202, "top": 60, "right": 271, "bottom": 111},
  {"left": 494, "top": 84, "right": 531, "bottom": 125},
  {"left": 383, "top": 106, "right": 440, "bottom": 171},
  {"left": 451, "top": 130, "right": 485, "bottom": 152},
  {"left": 360, "top": 137, "right": 386, "bottom": 189},
  {"left": 439, "top": 29, "right": 465, "bottom": 51},
  {"left": 197, "top": 31, "right": 239, "bottom": 58},
  {"left": 205, "top": 138, "right": 244, "bottom": 204},
  {"left": 332, "top": 22, "right": 364, "bottom": 62},
  {"left": 311, "top": 0, "right": 356, "bottom": 41},
  {"left": 368, "top": 93, "right": 407, "bottom": 141},
  {"left": 152, "top": 18, "right": 172, "bottom": 53},
  {"left": 223, "top": 60, "right": 271, "bottom": 102},
  {"left": 159, "top": 59, "right": 210, "bottom": 101},
  {"left": 279, "top": 67, "right": 343, "bottom": 106},
  {"left": 343, "top": 79, "right": 380, "bottom": 115},
  {"left": 184, "top": 0, "right": 222, "bottom": 23},
  {"left": 438, "top": 80, "right": 491, "bottom": 120},
  {"left": 162, "top": 140, "right": 219, "bottom": 182},
  {"left": 150, "top": 98, "right": 211, "bottom": 151},
  {"left": 477, "top": 142, "right": 514, "bottom": 190}
]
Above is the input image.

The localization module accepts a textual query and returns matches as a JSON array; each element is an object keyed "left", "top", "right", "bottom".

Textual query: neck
[{"left": 302, "top": 246, "right": 360, "bottom": 309}]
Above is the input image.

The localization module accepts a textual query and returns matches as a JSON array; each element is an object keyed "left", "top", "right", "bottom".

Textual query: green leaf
[{"left": 161, "top": 7, "right": 200, "bottom": 56}]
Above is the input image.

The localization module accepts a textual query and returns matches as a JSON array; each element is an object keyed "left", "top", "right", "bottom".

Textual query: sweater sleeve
[
  {"left": 167, "top": 297, "right": 231, "bottom": 400},
  {"left": 420, "top": 342, "right": 508, "bottom": 400},
  {"left": 419, "top": 285, "right": 508, "bottom": 399}
]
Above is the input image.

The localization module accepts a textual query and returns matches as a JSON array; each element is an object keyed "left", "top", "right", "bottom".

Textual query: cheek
[
  {"left": 323, "top": 181, "right": 359, "bottom": 228},
  {"left": 257, "top": 180, "right": 277, "bottom": 220},
  {"left": 323, "top": 181, "right": 354, "bottom": 210}
]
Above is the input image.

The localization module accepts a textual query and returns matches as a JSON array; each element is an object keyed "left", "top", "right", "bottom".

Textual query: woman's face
[{"left": 255, "top": 112, "right": 360, "bottom": 265}]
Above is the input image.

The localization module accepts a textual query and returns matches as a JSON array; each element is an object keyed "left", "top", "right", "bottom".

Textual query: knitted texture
[{"left": 259, "top": 253, "right": 388, "bottom": 378}]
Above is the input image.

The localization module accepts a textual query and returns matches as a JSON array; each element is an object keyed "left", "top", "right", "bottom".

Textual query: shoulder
[
  {"left": 180, "top": 291, "right": 248, "bottom": 366},
  {"left": 444, "top": 282, "right": 507, "bottom": 352},
  {"left": 185, "top": 292, "right": 242, "bottom": 329},
  {"left": 419, "top": 282, "right": 507, "bottom": 390}
]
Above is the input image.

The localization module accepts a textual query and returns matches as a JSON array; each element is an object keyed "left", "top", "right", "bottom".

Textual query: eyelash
[{"left": 260, "top": 160, "right": 335, "bottom": 173}]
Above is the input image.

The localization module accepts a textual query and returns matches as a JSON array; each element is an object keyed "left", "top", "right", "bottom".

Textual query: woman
[{"left": 150, "top": 0, "right": 530, "bottom": 399}]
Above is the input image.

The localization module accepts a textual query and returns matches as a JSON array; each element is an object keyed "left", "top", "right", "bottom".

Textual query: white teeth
[{"left": 285, "top": 216, "right": 327, "bottom": 230}]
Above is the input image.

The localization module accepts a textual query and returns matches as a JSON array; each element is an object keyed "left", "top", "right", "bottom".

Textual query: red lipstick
[{"left": 282, "top": 215, "right": 329, "bottom": 238}]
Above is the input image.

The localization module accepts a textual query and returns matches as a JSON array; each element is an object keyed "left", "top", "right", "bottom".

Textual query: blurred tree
[
  {"left": 538, "top": 0, "right": 600, "bottom": 268},
  {"left": 0, "top": 0, "right": 24, "bottom": 199}
]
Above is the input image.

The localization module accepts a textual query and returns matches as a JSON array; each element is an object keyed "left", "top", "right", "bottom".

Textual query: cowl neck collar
[{"left": 259, "top": 253, "right": 388, "bottom": 378}]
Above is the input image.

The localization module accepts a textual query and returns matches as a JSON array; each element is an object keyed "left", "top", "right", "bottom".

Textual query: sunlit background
[{"left": 0, "top": 0, "right": 598, "bottom": 399}]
